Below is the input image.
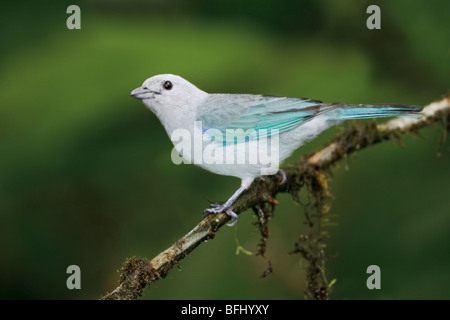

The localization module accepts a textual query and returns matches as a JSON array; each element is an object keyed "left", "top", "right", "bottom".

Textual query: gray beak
[{"left": 130, "top": 86, "right": 154, "bottom": 100}]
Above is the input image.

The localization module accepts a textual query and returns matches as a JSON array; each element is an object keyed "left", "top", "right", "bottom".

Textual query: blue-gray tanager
[{"left": 131, "top": 74, "right": 422, "bottom": 226}]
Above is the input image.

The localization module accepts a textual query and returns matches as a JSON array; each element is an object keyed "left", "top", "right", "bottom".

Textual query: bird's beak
[{"left": 130, "top": 86, "right": 153, "bottom": 100}]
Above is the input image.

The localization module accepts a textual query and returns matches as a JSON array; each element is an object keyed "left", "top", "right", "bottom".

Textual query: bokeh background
[{"left": 1, "top": 0, "right": 449, "bottom": 299}]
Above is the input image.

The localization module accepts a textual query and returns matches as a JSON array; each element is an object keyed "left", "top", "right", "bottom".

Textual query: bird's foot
[
  {"left": 204, "top": 203, "right": 238, "bottom": 227},
  {"left": 277, "top": 169, "right": 287, "bottom": 184}
]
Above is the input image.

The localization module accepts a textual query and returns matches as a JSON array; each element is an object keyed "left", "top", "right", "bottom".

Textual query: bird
[{"left": 131, "top": 74, "right": 422, "bottom": 226}]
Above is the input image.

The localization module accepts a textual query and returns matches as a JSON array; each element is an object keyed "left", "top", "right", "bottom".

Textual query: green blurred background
[{"left": 1, "top": 0, "right": 449, "bottom": 299}]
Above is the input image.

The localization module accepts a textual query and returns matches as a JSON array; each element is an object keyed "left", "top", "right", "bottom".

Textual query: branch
[{"left": 101, "top": 95, "right": 450, "bottom": 300}]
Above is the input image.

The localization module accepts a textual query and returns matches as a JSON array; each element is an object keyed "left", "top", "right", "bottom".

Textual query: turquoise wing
[{"left": 196, "top": 95, "right": 326, "bottom": 145}]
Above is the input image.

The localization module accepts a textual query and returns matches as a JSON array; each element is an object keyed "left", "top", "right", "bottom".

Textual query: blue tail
[{"left": 326, "top": 104, "right": 423, "bottom": 121}]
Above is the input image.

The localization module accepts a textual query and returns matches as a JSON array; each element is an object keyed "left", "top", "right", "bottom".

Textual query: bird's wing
[{"left": 196, "top": 94, "right": 332, "bottom": 145}]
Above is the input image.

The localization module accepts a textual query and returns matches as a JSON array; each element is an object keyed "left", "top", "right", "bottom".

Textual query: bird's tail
[{"left": 325, "top": 104, "right": 423, "bottom": 121}]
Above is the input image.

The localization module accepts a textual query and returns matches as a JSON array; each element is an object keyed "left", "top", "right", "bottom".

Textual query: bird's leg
[
  {"left": 204, "top": 184, "right": 248, "bottom": 226},
  {"left": 276, "top": 169, "right": 287, "bottom": 184}
]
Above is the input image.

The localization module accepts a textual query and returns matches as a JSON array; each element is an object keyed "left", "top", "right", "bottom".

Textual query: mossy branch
[{"left": 101, "top": 95, "right": 450, "bottom": 300}]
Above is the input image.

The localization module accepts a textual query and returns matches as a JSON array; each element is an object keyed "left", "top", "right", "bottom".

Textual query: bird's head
[{"left": 131, "top": 74, "right": 207, "bottom": 116}]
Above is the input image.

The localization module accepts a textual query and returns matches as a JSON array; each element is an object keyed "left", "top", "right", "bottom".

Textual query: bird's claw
[
  {"left": 203, "top": 203, "right": 225, "bottom": 215},
  {"left": 277, "top": 169, "right": 287, "bottom": 184},
  {"left": 204, "top": 203, "right": 238, "bottom": 227},
  {"left": 224, "top": 208, "right": 238, "bottom": 226}
]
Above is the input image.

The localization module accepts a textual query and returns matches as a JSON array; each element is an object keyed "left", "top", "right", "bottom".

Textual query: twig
[{"left": 101, "top": 95, "right": 450, "bottom": 300}]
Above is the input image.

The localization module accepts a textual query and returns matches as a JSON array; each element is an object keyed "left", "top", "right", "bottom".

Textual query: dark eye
[{"left": 163, "top": 81, "right": 173, "bottom": 90}]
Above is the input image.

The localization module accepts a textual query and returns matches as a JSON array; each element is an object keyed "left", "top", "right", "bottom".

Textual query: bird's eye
[{"left": 163, "top": 81, "right": 173, "bottom": 90}]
